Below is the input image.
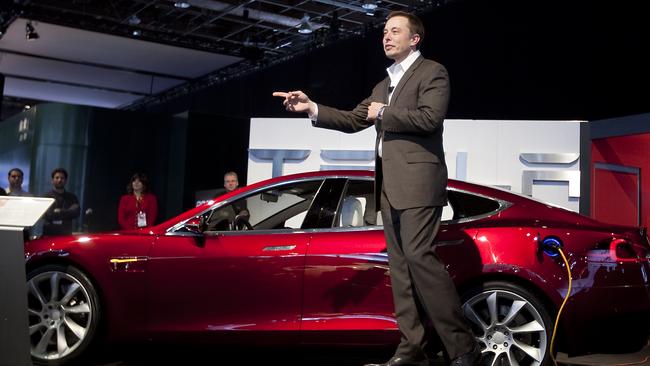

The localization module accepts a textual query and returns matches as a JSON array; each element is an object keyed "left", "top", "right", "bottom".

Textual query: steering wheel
[{"left": 234, "top": 215, "right": 254, "bottom": 231}]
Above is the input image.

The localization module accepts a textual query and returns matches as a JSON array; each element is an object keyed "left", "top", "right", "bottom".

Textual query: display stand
[{"left": 0, "top": 196, "right": 54, "bottom": 366}]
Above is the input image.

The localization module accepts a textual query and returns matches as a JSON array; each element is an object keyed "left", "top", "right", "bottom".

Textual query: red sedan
[{"left": 25, "top": 170, "right": 650, "bottom": 365}]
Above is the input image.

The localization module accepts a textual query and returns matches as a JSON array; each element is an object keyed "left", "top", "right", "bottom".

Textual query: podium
[{"left": 0, "top": 196, "right": 54, "bottom": 366}]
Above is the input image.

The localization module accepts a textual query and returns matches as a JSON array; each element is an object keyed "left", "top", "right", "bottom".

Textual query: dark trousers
[{"left": 381, "top": 190, "right": 475, "bottom": 361}]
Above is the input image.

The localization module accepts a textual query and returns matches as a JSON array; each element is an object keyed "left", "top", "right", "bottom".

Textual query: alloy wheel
[
  {"left": 463, "top": 289, "right": 549, "bottom": 366},
  {"left": 27, "top": 270, "right": 94, "bottom": 362}
]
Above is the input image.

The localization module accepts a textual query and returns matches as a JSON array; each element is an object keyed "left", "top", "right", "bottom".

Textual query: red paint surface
[
  {"left": 591, "top": 133, "right": 650, "bottom": 228},
  {"left": 24, "top": 170, "right": 650, "bottom": 360}
]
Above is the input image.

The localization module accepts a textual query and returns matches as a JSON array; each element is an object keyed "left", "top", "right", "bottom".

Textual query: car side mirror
[
  {"left": 184, "top": 216, "right": 207, "bottom": 247},
  {"left": 185, "top": 216, "right": 207, "bottom": 234}
]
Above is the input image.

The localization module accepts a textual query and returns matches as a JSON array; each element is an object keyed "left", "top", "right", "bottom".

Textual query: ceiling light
[
  {"left": 298, "top": 23, "right": 313, "bottom": 34},
  {"left": 128, "top": 15, "right": 141, "bottom": 25},
  {"left": 275, "top": 41, "right": 292, "bottom": 49},
  {"left": 297, "top": 14, "right": 313, "bottom": 34},
  {"left": 174, "top": 1, "right": 191, "bottom": 8},
  {"left": 362, "top": 0, "right": 378, "bottom": 11},
  {"left": 25, "top": 21, "right": 39, "bottom": 41}
]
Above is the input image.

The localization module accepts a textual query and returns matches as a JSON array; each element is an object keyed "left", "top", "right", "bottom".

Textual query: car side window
[
  {"left": 204, "top": 180, "right": 324, "bottom": 232},
  {"left": 446, "top": 190, "right": 501, "bottom": 221},
  {"left": 335, "top": 180, "right": 378, "bottom": 228}
]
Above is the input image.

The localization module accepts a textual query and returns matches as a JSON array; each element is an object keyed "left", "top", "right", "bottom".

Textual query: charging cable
[
  {"left": 539, "top": 236, "right": 571, "bottom": 366},
  {"left": 549, "top": 245, "right": 571, "bottom": 366},
  {"left": 544, "top": 239, "right": 649, "bottom": 366}
]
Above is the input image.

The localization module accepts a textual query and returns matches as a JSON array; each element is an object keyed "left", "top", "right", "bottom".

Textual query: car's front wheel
[
  {"left": 462, "top": 281, "right": 553, "bottom": 366},
  {"left": 27, "top": 264, "right": 100, "bottom": 365}
]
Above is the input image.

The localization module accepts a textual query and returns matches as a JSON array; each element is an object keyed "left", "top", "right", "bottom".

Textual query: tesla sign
[{"left": 248, "top": 118, "right": 584, "bottom": 212}]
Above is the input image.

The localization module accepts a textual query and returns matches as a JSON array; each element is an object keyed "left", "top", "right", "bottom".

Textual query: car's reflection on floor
[
  {"left": 72, "top": 338, "right": 650, "bottom": 366},
  {"left": 78, "top": 344, "right": 398, "bottom": 366}
]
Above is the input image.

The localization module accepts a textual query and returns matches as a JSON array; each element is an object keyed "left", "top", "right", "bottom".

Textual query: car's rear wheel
[
  {"left": 462, "top": 281, "right": 553, "bottom": 366},
  {"left": 27, "top": 264, "right": 100, "bottom": 365}
]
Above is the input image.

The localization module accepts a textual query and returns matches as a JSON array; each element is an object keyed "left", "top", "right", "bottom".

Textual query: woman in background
[{"left": 118, "top": 173, "right": 158, "bottom": 230}]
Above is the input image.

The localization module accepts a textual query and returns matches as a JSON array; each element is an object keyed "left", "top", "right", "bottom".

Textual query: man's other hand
[
  {"left": 272, "top": 91, "right": 317, "bottom": 115},
  {"left": 367, "top": 102, "right": 386, "bottom": 122}
]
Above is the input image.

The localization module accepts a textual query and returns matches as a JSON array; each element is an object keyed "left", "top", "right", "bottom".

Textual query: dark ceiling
[
  {"left": 6, "top": 0, "right": 433, "bottom": 55},
  {"left": 0, "top": 0, "right": 440, "bottom": 116},
  {"left": 2, "top": 0, "right": 649, "bottom": 121}
]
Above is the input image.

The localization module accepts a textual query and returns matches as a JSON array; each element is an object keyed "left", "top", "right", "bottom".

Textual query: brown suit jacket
[{"left": 315, "top": 56, "right": 450, "bottom": 209}]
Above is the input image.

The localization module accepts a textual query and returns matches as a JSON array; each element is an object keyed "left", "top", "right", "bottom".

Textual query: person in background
[
  {"left": 43, "top": 168, "right": 80, "bottom": 236},
  {"left": 220, "top": 171, "right": 248, "bottom": 216},
  {"left": 118, "top": 173, "right": 158, "bottom": 230},
  {"left": 7, "top": 168, "right": 32, "bottom": 196},
  {"left": 206, "top": 171, "right": 249, "bottom": 231},
  {"left": 213, "top": 171, "right": 240, "bottom": 197}
]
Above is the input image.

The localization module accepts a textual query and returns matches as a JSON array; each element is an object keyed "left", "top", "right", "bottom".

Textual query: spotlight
[
  {"left": 243, "top": 35, "right": 252, "bottom": 47},
  {"left": 174, "top": 1, "right": 190, "bottom": 8},
  {"left": 128, "top": 15, "right": 141, "bottom": 25},
  {"left": 362, "top": 0, "right": 378, "bottom": 11},
  {"left": 297, "top": 14, "right": 313, "bottom": 34},
  {"left": 25, "top": 21, "right": 39, "bottom": 41},
  {"left": 132, "top": 29, "right": 141, "bottom": 37}
]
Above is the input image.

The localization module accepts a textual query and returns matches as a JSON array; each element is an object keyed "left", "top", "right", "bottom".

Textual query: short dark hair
[
  {"left": 8, "top": 168, "right": 24, "bottom": 178},
  {"left": 51, "top": 168, "right": 68, "bottom": 179},
  {"left": 386, "top": 11, "right": 425, "bottom": 49},
  {"left": 126, "top": 172, "right": 150, "bottom": 194},
  {"left": 224, "top": 171, "right": 238, "bottom": 181}
]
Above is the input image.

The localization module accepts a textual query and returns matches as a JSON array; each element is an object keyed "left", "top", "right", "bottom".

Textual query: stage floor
[{"left": 69, "top": 337, "right": 650, "bottom": 366}]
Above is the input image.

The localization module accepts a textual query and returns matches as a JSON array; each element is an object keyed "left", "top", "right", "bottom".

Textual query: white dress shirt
[
  {"left": 310, "top": 50, "right": 422, "bottom": 158},
  {"left": 379, "top": 50, "right": 421, "bottom": 157}
]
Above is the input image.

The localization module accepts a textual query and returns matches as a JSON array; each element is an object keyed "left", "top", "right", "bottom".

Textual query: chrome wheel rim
[
  {"left": 27, "top": 271, "right": 93, "bottom": 361},
  {"left": 463, "top": 289, "right": 547, "bottom": 366}
]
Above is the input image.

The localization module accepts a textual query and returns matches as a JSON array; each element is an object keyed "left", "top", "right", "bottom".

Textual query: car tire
[
  {"left": 27, "top": 264, "right": 101, "bottom": 366},
  {"left": 461, "top": 281, "right": 553, "bottom": 366}
]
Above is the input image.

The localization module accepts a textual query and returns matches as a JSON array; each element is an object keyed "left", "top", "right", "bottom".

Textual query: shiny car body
[{"left": 25, "top": 170, "right": 650, "bottom": 365}]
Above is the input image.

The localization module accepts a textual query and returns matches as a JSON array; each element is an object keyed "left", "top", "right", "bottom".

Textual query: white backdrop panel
[{"left": 248, "top": 118, "right": 584, "bottom": 212}]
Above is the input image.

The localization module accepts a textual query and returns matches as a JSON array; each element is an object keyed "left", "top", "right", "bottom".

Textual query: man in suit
[{"left": 273, "top": 11, "right": 480, "bottom": 366}]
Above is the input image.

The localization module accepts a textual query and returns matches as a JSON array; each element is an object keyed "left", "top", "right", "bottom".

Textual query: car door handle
[
  {"left": 263, "top": 245, "right": 297, "bottom": 251},
  {"left": 434, "top": 239, "right": 465, "bottom": 246}
]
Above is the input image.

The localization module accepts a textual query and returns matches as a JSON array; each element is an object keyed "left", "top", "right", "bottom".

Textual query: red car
[{"left": 25, "top": 170, "right": 650, "bottom": 366}]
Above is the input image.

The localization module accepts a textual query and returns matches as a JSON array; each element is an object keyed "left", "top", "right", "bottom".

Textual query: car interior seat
[{"left": 339, "top": 196, "right": 364, "bottom": 227}]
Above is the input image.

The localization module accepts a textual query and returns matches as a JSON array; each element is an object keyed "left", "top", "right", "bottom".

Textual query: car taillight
[{"left": 609, "top": 238, "right": 650, "bottom": 263}]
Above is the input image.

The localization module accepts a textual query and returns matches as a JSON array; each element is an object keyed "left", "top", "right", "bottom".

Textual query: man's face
[
  {"left": 224, "top": 175, "right": 239, "bottom": 192},
  {"left": 383, "top": 16, "right": 419, "bottom": 63},
  {"left": 8, "top": 170, "right": 23, "bottom": 189},
  {"left": 52, "top": 172, "right": 67, "bottom": 190}
]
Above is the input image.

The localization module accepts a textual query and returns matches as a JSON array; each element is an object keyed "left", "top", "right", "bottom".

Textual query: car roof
[{"left": 155, "top": 169, "right": 615, "bottom": 233}]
